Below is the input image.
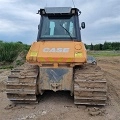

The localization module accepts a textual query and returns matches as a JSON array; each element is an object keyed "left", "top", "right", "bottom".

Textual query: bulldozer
[{"left": 6, "top": 7, "right": 107, "bottom": 105}]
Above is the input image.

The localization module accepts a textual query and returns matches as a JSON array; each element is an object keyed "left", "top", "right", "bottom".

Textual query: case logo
[{"left": 43, "top": 48, "right": 70, "bottom": 53}]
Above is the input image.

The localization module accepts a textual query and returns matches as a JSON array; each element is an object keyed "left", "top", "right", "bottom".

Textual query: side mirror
[{"left": 81, "top": 22, "right": 85, "bottom": 29}]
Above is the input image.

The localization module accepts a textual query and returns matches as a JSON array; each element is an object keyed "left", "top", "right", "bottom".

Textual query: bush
[{"left": 0, "top": 42, "right": 30, "bottom": 62}]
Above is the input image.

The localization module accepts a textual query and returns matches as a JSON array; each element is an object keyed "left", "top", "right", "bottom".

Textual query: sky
[{"left": 0, "top": 0, "right": 120, "bottom": 45}]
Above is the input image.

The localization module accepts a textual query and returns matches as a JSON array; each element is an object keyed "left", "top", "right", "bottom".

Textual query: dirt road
[{"left": 0, "top": 56, "right": 120, "bottom": 120}]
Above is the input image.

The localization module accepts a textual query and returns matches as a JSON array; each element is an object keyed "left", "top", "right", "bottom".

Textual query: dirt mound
[
  {"left": 0, "top": 70, "right": 10, "bottom": 92},
  {"left": 13, "top": 51, "right": 27, "bottom": 67},
  {"left": 0, "top": 81, "right": 6, "bottom": 92}
]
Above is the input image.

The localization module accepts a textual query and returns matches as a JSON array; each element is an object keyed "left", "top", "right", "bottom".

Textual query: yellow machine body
[{"left": 26, "top": 41, "right": 87, "bottom": 67}]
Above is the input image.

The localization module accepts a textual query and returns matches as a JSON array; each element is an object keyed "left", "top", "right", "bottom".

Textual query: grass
[
  {"left": 16, "top": 60, "right": 24, "bottom": 66},
  {"left": 0, "top": 65, "right": 13, "bottom": 69},
  {"left": 0, "top": 41, "right": 30, "bottom": 63},
  {"left": 0, "top": 41, "right": 30, "bottom": 69},
  {"left": 87, "top": 50, "right": 120, "bottom": 57}
]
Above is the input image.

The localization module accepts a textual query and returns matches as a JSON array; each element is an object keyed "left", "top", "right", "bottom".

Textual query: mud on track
[{"left": 0, "top": 56, "right": 120, "bottom": 120}]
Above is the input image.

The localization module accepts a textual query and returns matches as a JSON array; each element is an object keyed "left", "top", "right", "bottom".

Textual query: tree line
[
  {"left": 0, "top": 40, "right": 120, "bottom": 63},
  {"left": 85, "top": 42, "right": 120, "bottom": 50}
]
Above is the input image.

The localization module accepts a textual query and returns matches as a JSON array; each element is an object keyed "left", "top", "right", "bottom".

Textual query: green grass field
[{"left": 87, "top": 50, "right": 120, "bottom": 57}]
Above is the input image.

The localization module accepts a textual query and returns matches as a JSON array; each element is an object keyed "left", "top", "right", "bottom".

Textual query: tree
[
  {"left": 90, "top": 43, "right": 94, "bottom": 50},
  {"left": 99, "top": 44, "right": 103, "bottom": 50}
]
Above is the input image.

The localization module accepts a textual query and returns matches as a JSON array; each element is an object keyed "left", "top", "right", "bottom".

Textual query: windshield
[{"left": 40, "top": 16, "right": 76, "bottom": 39}]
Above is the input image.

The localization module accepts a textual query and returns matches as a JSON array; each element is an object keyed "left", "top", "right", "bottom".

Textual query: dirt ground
[{"left": 0, "top": 56, "right": 120, "bottom": 120}]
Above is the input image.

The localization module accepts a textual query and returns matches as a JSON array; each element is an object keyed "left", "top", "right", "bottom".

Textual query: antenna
[
  {"left": 72, "top": 0, "right": 75, "bottom": 8},
  {"left": 45, "top": 0, "right": 47, "bottom": 7}
]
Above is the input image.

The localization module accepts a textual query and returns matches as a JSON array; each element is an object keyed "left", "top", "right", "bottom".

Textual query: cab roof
[{"left": 37, "top": 7, "right": 81, "bottom": 16}]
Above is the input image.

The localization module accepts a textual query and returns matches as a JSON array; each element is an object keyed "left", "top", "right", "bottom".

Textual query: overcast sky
[{"left": 0, "top": 0, "right": 120, "bottom": 44}]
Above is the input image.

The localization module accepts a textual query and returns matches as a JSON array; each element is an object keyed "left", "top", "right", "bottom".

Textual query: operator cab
[{"left": 37, "top": 7, "right": 85, "bottom": 41}]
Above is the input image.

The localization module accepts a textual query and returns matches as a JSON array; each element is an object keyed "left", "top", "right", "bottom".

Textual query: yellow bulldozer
[{"left": 6, "top": 7, "right": 107, "bottom": 105}]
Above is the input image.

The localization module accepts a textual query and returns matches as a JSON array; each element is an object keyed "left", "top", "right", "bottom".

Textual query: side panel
[{"left": 38, "top": 67, "right": 73, "bottom": 92}]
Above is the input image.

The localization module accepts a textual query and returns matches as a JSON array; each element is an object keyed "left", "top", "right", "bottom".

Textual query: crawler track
[
  {"left": 6, "top": 63, "right": 38, "bottom": 104},
  {"left": 74, "top": 64, "right": 107, "bottom": 105}
]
